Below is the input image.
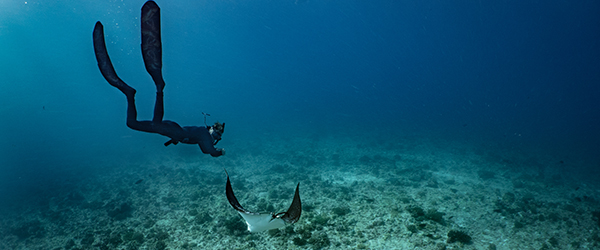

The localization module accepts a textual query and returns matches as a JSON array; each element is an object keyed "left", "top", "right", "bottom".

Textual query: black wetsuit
[{"left": 92, "top": 1, "right": 223, "bottom": 157}]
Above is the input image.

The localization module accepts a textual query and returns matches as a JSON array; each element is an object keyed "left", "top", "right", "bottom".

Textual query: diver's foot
[
  {"left": 122, "top": 85, "right": 136, "bottom": 97},
  {"left": 153, "top": 77, "right": 165, "bottom": 93},
  {"left": 156, "top": 84, "right": 164, "bottom": 93},
  {"left": 110, "top": 81, "right": 136, "bottom": 97}
]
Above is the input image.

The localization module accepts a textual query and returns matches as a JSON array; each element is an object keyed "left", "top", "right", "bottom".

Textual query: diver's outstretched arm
[
  {"left": 141, "top": 0, "right": 165, "bottom": 92},
  {"left": 92, "top": 22, "right": 135, "bottom": 96}
]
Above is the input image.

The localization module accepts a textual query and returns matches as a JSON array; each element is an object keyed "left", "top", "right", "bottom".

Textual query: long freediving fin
[
  {"left": 92, "top": 22, "right": 136, "bottom": 95},
  {"left": 140, "top": 0, "right": 165, "bottom": 89},
  {"left": 225, "top": 170, "right": 302, "bottom": 232},
  {"left": 93, "top": 22, "right": 128, "bottom": 91}
]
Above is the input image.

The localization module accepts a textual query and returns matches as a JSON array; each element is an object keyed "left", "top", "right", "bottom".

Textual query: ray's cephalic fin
[{"left": 225, "top": 169, "right": 302, "bottom": 232}]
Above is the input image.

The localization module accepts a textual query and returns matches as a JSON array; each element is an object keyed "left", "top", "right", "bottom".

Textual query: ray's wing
[
  {"left": 280, "top": 183, "right": 302, "bottom": 224},
  {"left": 225, "top": 170, "right": 255, "bottom": 215}
]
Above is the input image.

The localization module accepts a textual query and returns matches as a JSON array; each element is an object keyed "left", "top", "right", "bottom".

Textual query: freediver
[{"left": 92, "top": 1, "right": 225, "bottom": 157}]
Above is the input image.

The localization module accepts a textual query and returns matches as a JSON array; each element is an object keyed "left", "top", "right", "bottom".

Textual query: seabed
[{"left": 1, "top": 134, "right": 599, "bottom": 250}]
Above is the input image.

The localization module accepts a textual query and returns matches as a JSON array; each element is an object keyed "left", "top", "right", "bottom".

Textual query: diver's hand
[{"left": 219, "top": 148, "right": 226, "bottom": 155}]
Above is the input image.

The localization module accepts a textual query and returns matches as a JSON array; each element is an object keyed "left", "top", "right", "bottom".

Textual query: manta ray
[{"left": 225, "top": 170, "right": 302, "bottom": 232}]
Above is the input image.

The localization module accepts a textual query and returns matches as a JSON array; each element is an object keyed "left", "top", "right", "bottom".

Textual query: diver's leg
[
  {"left": 125, "top": 93, "right": 155, "bottom": 133},
  {"left": 152, "top": 92, "right": 164, "bottom": 123},
  {"left": 94, "top": 21, "right": 152, "bottom": 132},
  {"left": 92, "top": 22, "right": 136, "bottom": 97},
  {"left": 141, "top": 1, "right": 165, "bottom": 93},
  {"left": 142, "top": 1, "right": 165, "bottom": 124}
]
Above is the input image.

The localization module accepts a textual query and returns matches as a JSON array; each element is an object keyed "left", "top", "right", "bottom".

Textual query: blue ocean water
[{"left": 1, "top": 0, "right": 599, "bottom": 249}]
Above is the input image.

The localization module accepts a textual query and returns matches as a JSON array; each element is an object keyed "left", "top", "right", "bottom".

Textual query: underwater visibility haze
[{"left": 1, "top": 0, "right": 599, "bottom": 249}]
